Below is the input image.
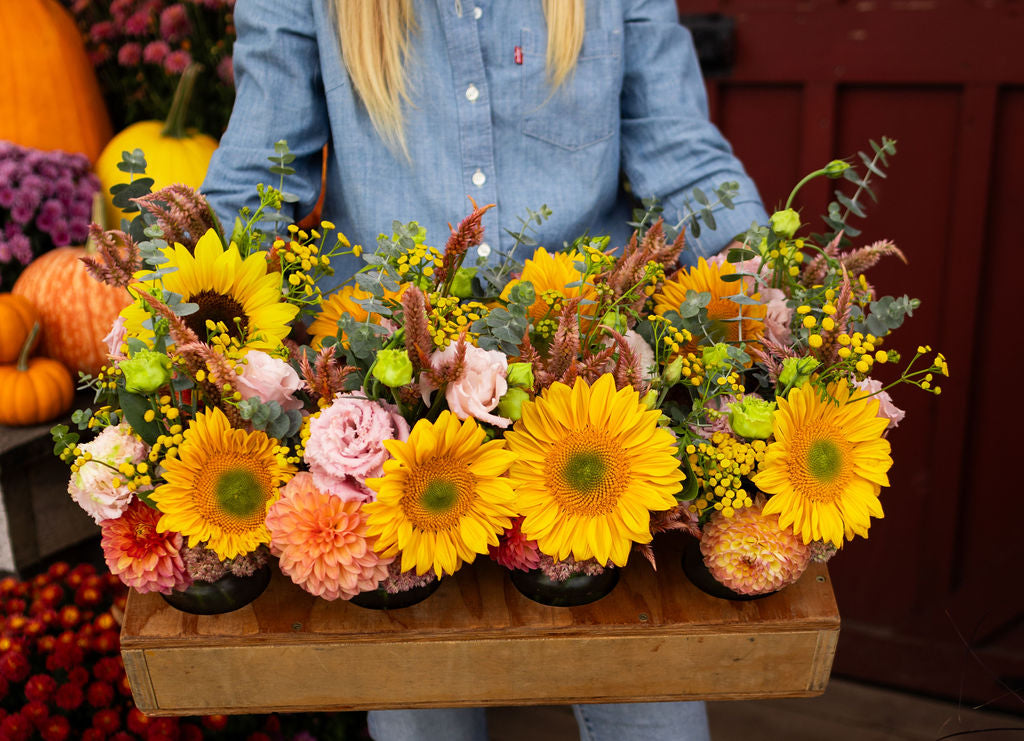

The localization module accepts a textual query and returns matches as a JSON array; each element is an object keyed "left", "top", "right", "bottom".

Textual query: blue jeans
[{"left": 367, "top": 702, "right": 711, "bottom": 741}]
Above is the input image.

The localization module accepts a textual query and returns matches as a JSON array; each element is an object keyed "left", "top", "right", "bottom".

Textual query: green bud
[
  {"left": 701, "top": 343, "right": 730, "bottom": 370},
  {"left": 778, "top": 356, "right": 820, "bottom": 390},
  {"left": 642, "top": 390, "right": 659, "bottom": 410},
  {"left": 372, "top": 349, "right": 414, "bottom": 388},
  {"left": 506, "top": 362, "right": 535, "bottom": 389},
  {"left": 770, "top": 208, "right": 801, "bottom": 239},
  {"left": 497, "top": 387, "right": 530, "bottom": 422},
  {"left": 120, "top": 350, "right": 171, "bottom": 394},
  {"left": 600, "top": 311, "right": 627, "bottom": 334},
  {"left": 824, "top": 159, "right": 851, "bottom": 178},
  {"left": 728, "top": 396, "right": 777, "bottom": 439},
  {"left": 450, "top": 267, "right": 476, "bottom": 299},
  {"left": 664, "top": 356, "right": 684, "bottom": 385}
]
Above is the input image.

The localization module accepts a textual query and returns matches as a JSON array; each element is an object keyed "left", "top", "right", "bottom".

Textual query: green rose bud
[
  {"left": 600, "top": 311, "right": 627, "bottom": 334},
  {"left": 702, "top": 343, "right": 730, "bottom": 370},
  {"left": 778, "top": 356, "right": 820, "bottom": 390},
  {"left": 642, "top": 390, "right": 660, "bottom": 410},
  {"left": 506, "top": 362, "right": 535, "bottom": 389},
  {"left": 770, "top": 208, "right": 801, "bottom": 239},
  {"left": 823, "top": 159, "right": 851, "bottom": 178},
  {"left": 372, "top": 349, "right": 414, "bottom": 388},
  {"left": 450, "top": 267, "right": 477, "bottom": 299},
  {"left": 728, "top": 396, "right": 777, "bottom": 439},
  {"left": 664, "top": 356, "right": 684, "bottom": 385},
  {"left": 498, "top": 387, "right": 531, "bottom": 422},
  {"left": 120, "top": 350, "right": 171, "bottom": 394}
]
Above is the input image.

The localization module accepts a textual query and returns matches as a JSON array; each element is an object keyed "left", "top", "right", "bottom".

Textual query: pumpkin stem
[
  {"left": 162, "top": 63, "right": 203, "bottom": 139},
  {"left": 84, "top": 193, "right": 106, "bottom": 255},
  {"left": 18, "top": 322, "right": 40, "bottom": 373}
]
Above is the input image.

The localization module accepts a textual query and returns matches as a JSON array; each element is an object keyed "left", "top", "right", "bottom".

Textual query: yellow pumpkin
[
  {"left": 0, "top": 293, "right": 39, "bottom": 364},
  {"left": 0, "top": 0, "right": 113, "bottom": 163},
  {"left": 0, "top": 323, "right": 74, "bottom": 427},
  {"left": 96, "top": 63, "right": 218, "bottom": 226}
]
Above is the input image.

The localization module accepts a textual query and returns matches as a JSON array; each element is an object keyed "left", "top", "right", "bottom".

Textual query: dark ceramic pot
[
  {"left": 510, "top": 566, "right": 619, "bottom": 607},
  {"left": 349, "top": 579, "right": 441, "bottom": 610},
  {"left": 161, "top": 565, "right": 272, "bottom": 615},
  {"left": 682, "top": 537, "right": 770, "bottom": 601}
]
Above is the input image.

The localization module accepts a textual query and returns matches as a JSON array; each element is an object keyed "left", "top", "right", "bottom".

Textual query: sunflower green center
[
  {"left": 185, "top": 289, "right": 249, "bottom": 341},
  {"left": 563, "top": 451, "right": 607, "bottom": 493},
  {"left": 215, "top": 469, "right": 264, "bottom": 517},
  {"left": 807, "top": 440, "right": 843, "bottom": 482},
  {"left": 546, "top": 428, "right": 630, "bottom": 516},
  {"left": 402, "top": 456, "right": 477, "bottom": 532}
]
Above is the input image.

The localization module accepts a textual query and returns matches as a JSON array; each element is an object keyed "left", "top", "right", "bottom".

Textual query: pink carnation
[
  {"left": 760, "top": 286, "right": 793, "bottom": 344},
  {"left": 100, "top": 500, "right": 192, "bottom": 595},
  {"left": 68, "top": 423, "right": 150, "bottom": 524},
  {"left": 103, "top": 316, "right": 127, "bottom": 362},
  {"left": 267, "top": 473, "right": 393, "bottom": 600},
  {"left": 234, "top": 351, "right": 303, "bottom": 411},
  {"left": 420, "top": 343, "right": 511, "bottom": 428},
  {"left": 305, "top": 393, "right": 410, "bottom": 499},
  {"left": 853, "top": 378, "right": 905, "bottom": 429},
  {"left": 489, "top": 518, "right": 542, "bottom": 572}
]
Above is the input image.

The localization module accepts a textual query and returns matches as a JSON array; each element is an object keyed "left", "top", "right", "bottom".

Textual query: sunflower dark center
[
  {"left": 807, "top": 439, "right": 843, "bottom": 482},
  {"left": 421, "top": 479, "right": 458, "bottom": 513},
  {"left": 215, "top": 469, "right": 263, "bottom": 517},
  {"left": 563, "top": 451, "right": 607, "bottom": 493},
  {"left": 185, "top": 290, "right": 249, "bottom": 341}
]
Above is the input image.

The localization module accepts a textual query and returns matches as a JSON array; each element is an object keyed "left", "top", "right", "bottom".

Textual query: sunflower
[
  {"left": 653, "top": 258, "right": 766, "bottom": 356},
  {"left": 504, "top": 374, "right": 683, "bottom": 567},
  {"left": 363, "top": 411, "right": 517, "bottom": 577},
  {"left": 752, "top": 379, "right": 892, "bottom": 548},
  {"left": 122, "top": 228, "right": 297, "bottom": 353},
  {"left": 500, "top": 247, "right": 597, "bottom": 321},
  {"left": 152, "top": 406, "right": 297, "bottom": 560},
  {"left": 308, "top": 283, "right": 405, "bottom": 350}
]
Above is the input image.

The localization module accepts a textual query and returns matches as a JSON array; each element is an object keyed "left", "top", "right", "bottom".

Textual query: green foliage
[
  {"left": 237, "top": 398, "right": 303, "bottom": 440},
  {"left": 50, "top": 424, "right": 80, "bottom": 460},
  {"left": 116, "top": 389, "right": 161, "bottom": 445},
  {"left": 816, "top": 137, "right": 897, "bottom": 244},
  {"left": 858, "top": 295, "right": 920, "bottom": 337}
]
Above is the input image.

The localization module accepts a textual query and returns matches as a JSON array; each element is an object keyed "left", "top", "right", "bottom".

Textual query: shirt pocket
[{"left": 520, "top": 27, "right": 622, "bottom": 152}]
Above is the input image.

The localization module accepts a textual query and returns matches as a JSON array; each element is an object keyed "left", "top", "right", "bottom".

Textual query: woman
[{"left": 202, "top": 1, "right": 767, "bottom": 738}]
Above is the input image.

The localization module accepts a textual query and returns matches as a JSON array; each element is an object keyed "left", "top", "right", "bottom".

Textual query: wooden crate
[{"left": 121, "top": 534, "right": 839, "bottom": 716}]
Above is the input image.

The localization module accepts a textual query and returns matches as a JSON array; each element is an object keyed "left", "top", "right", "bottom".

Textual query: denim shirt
[{"left": 202, "top": 0, "right": 768, "bottom": 287}]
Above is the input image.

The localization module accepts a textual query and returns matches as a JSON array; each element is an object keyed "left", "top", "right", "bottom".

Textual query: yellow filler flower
[
  {"left": 505, "top": 374, "right": 684, "bottom": 567},
  {"left": 122, "top": 228, "right": 297, "bottom": 353},
  {"left": 153, "top": 406, "right": 296, "bottom": 559},
  {"left": 752, "top": 379, "right": 892, "bottom": 548},
  {"left": 363, "top": 411, "right": 517, "bottom": 577}
]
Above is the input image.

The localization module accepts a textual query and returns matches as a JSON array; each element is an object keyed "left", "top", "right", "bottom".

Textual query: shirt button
[
  {"left": 477, "top": 242, "right": 491, "bottom": 257},
  {"left": 465, "top": 84, "right": 480, "bottom": 102},
  {"left": 473, "top": 6, "right": 482, "bottom": 19},
  {"left": 472, "top": 169, "right": 486, "bottom": 187}
]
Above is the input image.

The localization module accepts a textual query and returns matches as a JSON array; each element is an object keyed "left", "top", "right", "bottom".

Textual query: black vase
[
  {"left": 682, "top": 537, "right": 770, "bottom": 601},
  {"left": 510, "top": 566, "right": 619, "bottom": 607},
  {"left": 161, "top": 565, "right": 272, "bottom": 615},
  {"left": 349, "top": 579, "right": 441, "bottom": 610}
]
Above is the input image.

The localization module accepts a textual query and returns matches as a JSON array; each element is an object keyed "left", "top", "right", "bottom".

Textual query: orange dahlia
[
  {"left": 266, "top": 473, "right": 392, "bottom": 600},
  {"left": 100, "top": 500, "right": 192, "bottom": 595}
]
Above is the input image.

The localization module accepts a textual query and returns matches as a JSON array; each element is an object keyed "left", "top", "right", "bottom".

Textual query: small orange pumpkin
[
  {"left": 0, "top": 293, "right": 39, "bottom": 364},
  {"left": 12, "top": 247, "right": 131, "bottom": 376},
  {"left": 0, "top": 323, "right": 74, "bottom": 427}
]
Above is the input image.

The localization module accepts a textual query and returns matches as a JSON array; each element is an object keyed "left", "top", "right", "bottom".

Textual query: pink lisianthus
[
  {"left": 305, "top": 393, "right": 410, "bottom": 498},
  {"left": 68, "top": 423, "right": 150, "bottom": 524},
  {"left": 760, "top": 286, "right": 793, "bottom": 344},
  {"left": 103, "top": 316, "right": 127, "bottom": 362},
  {"left": 489, "top": 518, "right": 542, "bottom": 572},
  {"left": 266, "top": 473, "right": 393, "bottom": 600},
  {"left": 234, "top": 351, "right": 303, "bottom": 411},
  {"left": 420, "top": 343, "right": 511, "bottom": 428},
  {"left": 100, "top": 500, "right": 192, "bottom": 595},
  {"left": 853, "top": 378, "right": 905, "bottom": 429}
]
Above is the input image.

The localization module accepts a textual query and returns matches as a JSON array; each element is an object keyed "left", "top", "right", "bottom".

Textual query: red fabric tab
[{"left": 514, "top": 46, "right": 523, "bottom": 65}]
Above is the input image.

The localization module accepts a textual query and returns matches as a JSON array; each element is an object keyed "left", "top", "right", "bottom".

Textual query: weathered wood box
[{"left": 121, "top": 535, "right": 839, "bottom": 716}]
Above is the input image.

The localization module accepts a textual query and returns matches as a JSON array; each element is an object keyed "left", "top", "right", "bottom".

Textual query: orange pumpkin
[
  {"left": 0, "top": 323, "right": 74, "bottom": 427},
  {"left": 12, "top": 248, "right": 131, "bottom": 376},
  {"left": 0, "top": 0, "right": 113, "bottom": 163},
  {"left": 0, "top": 293, "right": 39, "bottom": 364}
]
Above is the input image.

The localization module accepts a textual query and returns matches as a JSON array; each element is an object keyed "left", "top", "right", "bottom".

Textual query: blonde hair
[{"left": 335, "top": 0, "right": 585, "bottom": 153}]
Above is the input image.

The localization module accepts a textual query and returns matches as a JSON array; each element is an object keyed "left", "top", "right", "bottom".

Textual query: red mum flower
[
  {"left": 0, "top": 575, "right": 18, "bottom": 595},
  {"left": 31, "top": 574, "right": 49, "bottom": 589},
  {"left": 0, "top": 649, "right": 30, "bottom": 682},
  {"left": 76, "top": 585, "right": 104, "bottom": 608},
  {"left": 127, "top": 706, "right": 153, "bottom": 734},
  {"left": 54, "top": 682, "right": 84, "bottom": 711},
  {"left": 111, "top": 732, "right": 138, "bottom": 741},
  {"left": 87, "top": 680, "right": 116, "bottom": 708},
  {"left": 94, "top": 613, "right": 118, "bottom": 631},
  {"left": 59, "top": 605, "right": 82, "bottom": 628},
  {"left": 46, "top": 643, "right": 84, "bottom": 671},
  {"left": 148, "top": 717, "right": 181, "bottom": 739},
  {"left": 0, "top": 674, "right": 9, "bottom": 697},
  {"left": 94, "top": 656, "right": 123, "bottom": 682},
  {"left": 0, "top": 713, "right": 33, "bottom": 741},
  {"left": 93, "top": 707, "right": 121, "bottom": 735},
  {"left": 6, "top": 598, "right": 27, "bottom": 614},
  {"left": 82, "top": 729, "right": 106, "bottom": 741},
  {"left": 40, "top": 715, "right": 70, "bottom": 741},
  {"left": 118, "top": 673, "right": 134, "bottom": 696},
  {"left": 202, "top": 714, "right": 229, "bottom": 731},
  {"left": 67, "top": 666, "right": 90, "bottom": 686},
  {"left": 181, "top": 723, "right": 204, "bottom": 741},
  {"left": 24, "top": 673, "right": 57, "bottom": 702},
  {"left": 93, "top": 630, "right": 119, "bottom": 654},
  {"left": 47, "top": 563, "right": 70, "bottom": 580},
  {"left": 21, "top": 700, "right": 48, "bottom": 728}
]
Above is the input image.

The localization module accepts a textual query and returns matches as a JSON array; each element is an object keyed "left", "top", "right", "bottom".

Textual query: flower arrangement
[
  {"left": 64, "top": 0, "right": 236, "bottom": 137},
  {"left": 51, "top": 136, "right": 945, "bottom": 609},
  {"left": 0, "top": 141, "right": 100, "bottom": 291},
  {"left": 0, "top": 562, "right": 365, "bottom": 739}
]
